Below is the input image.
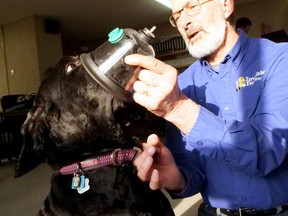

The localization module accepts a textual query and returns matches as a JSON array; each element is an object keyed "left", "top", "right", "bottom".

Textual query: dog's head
[{"left": 14, "top": 56, "right": 149, "bottom": 177}]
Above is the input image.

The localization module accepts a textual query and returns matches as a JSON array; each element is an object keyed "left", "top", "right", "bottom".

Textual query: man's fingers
[
  {"left": 147, "top": 134, "right": 163, "bottom": 153},
  {"left": 133, "top": 134, "right": 162, "bottom": 182},
  {"left": 136, "top": 156, "right": 153, "bottom": 181},
  {"left": 149, "top": 169, "right": 160, "bottom": 190},
  {"left": 125, "top": 54, "right": 171, "bottom": 75},
  {"left": 133, "top": 81, "right": 150, "bottom": 95},
  {"left": 138, "top": 69, "right": 162, "bottom": 87},
  {"left": 147, "top": 134, "right": 160, "bottom": 145}
]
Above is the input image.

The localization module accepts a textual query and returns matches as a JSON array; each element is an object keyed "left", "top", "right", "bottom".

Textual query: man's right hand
[{"left": 125, "top": 54, "right": 200, "bottom": 135}]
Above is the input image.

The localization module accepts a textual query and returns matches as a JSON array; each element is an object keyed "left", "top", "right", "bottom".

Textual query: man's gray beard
[{"left": 186, "top": 20, "right": 226, "bottom": 59}]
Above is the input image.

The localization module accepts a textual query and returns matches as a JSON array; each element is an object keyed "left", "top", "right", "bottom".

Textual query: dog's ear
[{"left": 14, "top": 105, "right": 47, "bottom": 177}]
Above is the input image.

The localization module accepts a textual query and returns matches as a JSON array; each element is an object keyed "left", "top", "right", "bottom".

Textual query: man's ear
[
  {"left": 222, "top": 0, "right": 234, "bottom": 20},
  {"left": 14, "top": 106, "right": 47, "bottom": 178}
]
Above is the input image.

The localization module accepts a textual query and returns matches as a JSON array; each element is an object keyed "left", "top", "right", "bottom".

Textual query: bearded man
[{"left": 125, "top": 0, "right": 288, "bottom": 215}]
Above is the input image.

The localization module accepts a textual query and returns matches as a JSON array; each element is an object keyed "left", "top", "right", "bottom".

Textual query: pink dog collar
[{"left": 60, "top": 147, "right": 142, "bottom": 175}]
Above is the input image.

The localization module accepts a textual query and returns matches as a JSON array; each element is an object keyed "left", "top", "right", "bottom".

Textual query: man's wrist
[
  {"left": 166, "top": 168, "right": 187, "bottom": 193},
  {"left": 165, "top": 96, "right": 200, "bottom": 135}
]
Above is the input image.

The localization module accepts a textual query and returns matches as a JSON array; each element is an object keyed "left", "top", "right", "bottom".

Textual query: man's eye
[
  {"left": 173, "top": 11, "right": 182, "bottom": 21},
  {"left": 188, "top": 2, "right": 198, "bottom": 9},
  {"left": 174, "top": 15, "right": 180, "bottom": 21}
]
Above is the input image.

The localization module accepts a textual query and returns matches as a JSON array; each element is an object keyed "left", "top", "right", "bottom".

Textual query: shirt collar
[
  {"left": 228, "top": 31, "right": 249, "bottom": 66},
  {"left": 200, "top": 31, "right": 250, "bottom": 73},
  {"left": 227, "top": 31, "right": 250, "bottom": 70}
]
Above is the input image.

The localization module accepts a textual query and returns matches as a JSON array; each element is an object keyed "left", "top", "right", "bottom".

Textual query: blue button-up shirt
[{"left": 166, "top": 32, "right": 288, "bottom": 209}]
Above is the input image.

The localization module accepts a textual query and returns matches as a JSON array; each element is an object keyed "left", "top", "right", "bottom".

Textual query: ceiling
[{"left": 0, "top": 0, "right": 260, "bottom": 42}]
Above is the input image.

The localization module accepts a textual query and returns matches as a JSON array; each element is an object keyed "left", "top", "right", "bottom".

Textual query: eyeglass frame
[{"left": 169, "top": 0, "right": 212, "bottom": 27}]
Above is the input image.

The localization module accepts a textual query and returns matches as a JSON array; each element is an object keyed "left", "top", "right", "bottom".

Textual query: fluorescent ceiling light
[{"left": 154, "top": 0, "right": 172, "bottom": 9}]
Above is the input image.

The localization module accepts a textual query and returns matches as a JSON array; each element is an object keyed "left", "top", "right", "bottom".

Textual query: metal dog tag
[
  {"left": 71, "top": 173, "right": 81, "bottom": 189},
  {"left": 72, "top": 174, "right": 85, "bottom": 189}
]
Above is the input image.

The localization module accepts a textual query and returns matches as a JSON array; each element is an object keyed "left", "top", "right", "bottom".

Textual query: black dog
[{"left": 14, "top": 56, "right": 175, "bottom": 216}]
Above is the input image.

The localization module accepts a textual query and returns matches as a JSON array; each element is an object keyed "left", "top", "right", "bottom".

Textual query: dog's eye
[{"left": 66, "top": 65, "right": 74, "bottom": 74}]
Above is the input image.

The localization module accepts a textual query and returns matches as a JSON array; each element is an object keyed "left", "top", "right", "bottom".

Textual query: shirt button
[
  {"left": 241, "top": 197, "right": 248, "bottom": 201},
  {"left": 196, "top": 141, "right": 203, "bottom": 146},
  {"left": 225, "top": 160, "right": 230, "bottom": 164},
  {"left": 224, "top": 106, "right": 230, "bottom": 110}
]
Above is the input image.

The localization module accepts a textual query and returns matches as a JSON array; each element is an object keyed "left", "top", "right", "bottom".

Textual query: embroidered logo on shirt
[{"left": 236, "top": 70, "right": 265, "bottom": 91}]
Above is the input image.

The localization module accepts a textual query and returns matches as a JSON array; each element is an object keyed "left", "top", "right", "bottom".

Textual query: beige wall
[
  {"left": 0, "top": 27, "right": 9, "bottom": 98},
  {"left": 34, "top": 16, "right": 63, "bottom": 81},
  {"left": 0, "top": 16, "right": 62, "bottom": 99},
  {"left": 4, "top": 16, "right": 39, "bottom": 95}
]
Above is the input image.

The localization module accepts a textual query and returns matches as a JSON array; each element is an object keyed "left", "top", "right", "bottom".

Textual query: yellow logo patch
[{"left": 236, "top": 70, "right": 265, "bottom": 91}]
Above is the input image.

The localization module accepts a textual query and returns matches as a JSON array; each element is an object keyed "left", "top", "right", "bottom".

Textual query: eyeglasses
[{"left": 169, "top": 0, "right": 212, "bottom": 27}]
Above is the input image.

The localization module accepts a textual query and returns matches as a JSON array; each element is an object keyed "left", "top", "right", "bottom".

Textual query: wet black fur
[{"left": 14, "top": 56, "right": 174, "bottom": 216}]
